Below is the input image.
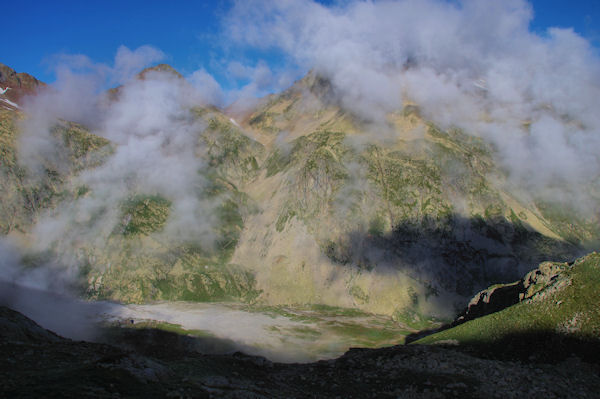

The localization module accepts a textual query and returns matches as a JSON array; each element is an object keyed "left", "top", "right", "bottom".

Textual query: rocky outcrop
[
  {"left": 454, "top": 259, "right": 573, "bottom": 325},
  {"left": 0, "top": 306, "right": 61, "bottom": 344},
  {"left": 0, "top": 63, "right": 45, "bottom": 102}
]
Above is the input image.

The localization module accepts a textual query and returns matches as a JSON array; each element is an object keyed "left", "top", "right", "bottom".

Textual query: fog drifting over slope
[
  {"left": 224, "top": 0, "right": 600, "bottom": 212},
  {"left": 4, "top": 1, "right": 599, "bottom": 299},
  {"left": 16, "top": 46, "right": 220, "bottom": 270}
]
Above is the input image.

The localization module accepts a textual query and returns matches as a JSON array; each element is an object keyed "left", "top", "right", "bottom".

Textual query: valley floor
[{"left": 2, "top": 305, "right": 600, "bottom": 399}]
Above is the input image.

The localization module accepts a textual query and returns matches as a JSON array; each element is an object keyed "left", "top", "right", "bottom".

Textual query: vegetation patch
[
  {"left": 414, "top": 253, "right": 600, "bottom": 362},
  {"left": 119, "top": 194, "right": 171, "bottom": 236}
]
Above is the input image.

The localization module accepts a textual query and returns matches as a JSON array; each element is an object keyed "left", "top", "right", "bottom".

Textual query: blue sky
[{"left": 2, "top": 0, "right": 599, "bottom": 91}]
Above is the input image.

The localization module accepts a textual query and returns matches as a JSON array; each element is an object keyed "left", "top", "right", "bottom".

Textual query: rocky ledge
[{"left": 455, "top": 258, "right": 576, "bottom": 325}]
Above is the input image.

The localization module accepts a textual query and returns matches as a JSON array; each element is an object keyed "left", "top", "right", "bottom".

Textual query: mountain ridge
[
  {"left": 0, "top": 61, "right": 596, "bottom": 321},
  {"left": 0, "top": 63, "right": 45, "bottom": 105}
]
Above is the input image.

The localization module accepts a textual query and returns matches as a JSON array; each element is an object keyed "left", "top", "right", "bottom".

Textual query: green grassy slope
[{"left": 414, "top": 252, "right": 600, "bottom": 361}]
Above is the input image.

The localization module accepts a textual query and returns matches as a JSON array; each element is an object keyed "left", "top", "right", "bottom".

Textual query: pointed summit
[
  {"left": 137, "top": 63, "right": 183, "bottom": 80},
  {"left": 288, "top": 69, "right": 335, "bottom": 102},
  {"left": 106, "top": 64, "right": 185, "bottom": 102},
  {"left": 0, "top": 63, "right": 45, "bottom": 103}
]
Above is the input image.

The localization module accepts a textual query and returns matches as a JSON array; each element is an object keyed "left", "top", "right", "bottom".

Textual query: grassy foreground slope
[{"left": 414, "top": 252, "right": 600, "bottom": 362}]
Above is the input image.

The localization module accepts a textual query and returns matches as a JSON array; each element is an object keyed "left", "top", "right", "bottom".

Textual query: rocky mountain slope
[
  {"left": 0, "top": 62, "right": 598, "bottom": 324},
  {"left": 0, "top": 63, "right": 45, "bottom": 107},
  {"left": 412, "top": 252, "right": 600, "bottom": 363}
]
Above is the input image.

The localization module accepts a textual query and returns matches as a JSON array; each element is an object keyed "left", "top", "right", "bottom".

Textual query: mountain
[
  {"left": 227, "top": 70, "right": 595, "bottom": 318},
  {"left": 0, "top": 62, "right": 598, "bottom": 324},
  {"left": 107, "top": 63, "right": 185, "bottom": 101},
  {"left": 0, "top": 63, "right": 45, "bottom": 106},
  {"left": 2, "top": 61, "right": 600, "bottom": 397}
]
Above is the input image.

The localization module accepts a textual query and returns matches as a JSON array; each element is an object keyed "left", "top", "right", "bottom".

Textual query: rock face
[
  {"left": 0, "top": 62, "right": 598, "bottom": 320},
  {"left": 2, "top": 305, "right": 600, "bottom": 398},
  {"left": 455, "top": 259, "right": 573, "bottom": 325},
  {"left": 0, "top": 63, "right": 45, "bottom": 103},
  {"left": 456, "top": 280, "right": 524, "bottom": 323}
]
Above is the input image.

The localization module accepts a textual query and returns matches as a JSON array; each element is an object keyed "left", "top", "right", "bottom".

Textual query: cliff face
[
  {"left": 0, "top": 63, "right": 45, "bottom": 103},
  {"left": 455, "top": 259, "right": 573, "bottom": 324}
]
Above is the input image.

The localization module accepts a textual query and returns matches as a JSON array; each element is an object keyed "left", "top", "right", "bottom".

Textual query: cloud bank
[
  {"left": 224, "top": 0, "right": 600, "bottom": 211},
  {"left": 16, "top": 46, "right": 221, "bottom": 274}
]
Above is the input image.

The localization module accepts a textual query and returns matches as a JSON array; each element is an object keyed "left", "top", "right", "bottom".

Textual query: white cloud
[
  {"left": 18, "top": 46, "right": 221, "bottom": 270},
  {"left": 189, "top": 68, "right": 225, "bottom": 106},
  {"left": 223, "top": 0, "right": 600, "bottom": 211},
  {"left": 113, "top": 45, "right": 166, "bottom": 84}
]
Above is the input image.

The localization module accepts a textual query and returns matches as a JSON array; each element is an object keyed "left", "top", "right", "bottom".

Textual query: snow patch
[
  {"left": 1, "top": 98, "right": 19, "bottom": 109},
  {"left": 229, "top": 117, "right": 240, "bottom": 127}
]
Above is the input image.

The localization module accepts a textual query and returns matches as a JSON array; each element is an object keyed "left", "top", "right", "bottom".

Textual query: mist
[
  {"left": 223, "top": 0, "right": 600, "bottom": 213},
  {"left": 0, "top": 237, "right": 112, "bottom": 341},
  {"left": 2, "top": 1, "right": 599, "bottom": 358},
  {"left": 0, "top": 46, "right": 234, "bottom": 341},
  {"left": 15, "top": 46, "right": 226, "bottom": 272},
  {"left": 0, "top": 237, "right": 349, "bottom": 362}
]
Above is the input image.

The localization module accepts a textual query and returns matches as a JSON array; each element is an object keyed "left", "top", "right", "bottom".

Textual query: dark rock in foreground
[{"left": 2, "top": 306, "right": 599, "bottom": 398}]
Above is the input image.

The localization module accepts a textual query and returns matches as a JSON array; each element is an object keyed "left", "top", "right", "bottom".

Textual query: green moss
[
  {"left": 275, "top": 207, "right": 296, "bottom": 232},
  {"left": 214, "top": 199, "right": 244, "bottom": 261},
  {"left": 248, "top": 110, "right": 272, "bottom": 126},
  {"left": 326, "top": 321, "right": 406, "bottom": 346},
  {"left": 201, "top": 115, "right": 264, "bottom": 183},
  {"left": 484, "top": 203, "right": 504, "bottom": 220},
  {"left": 349, "top": 285, "right": 370, "bottom": 304},
  {"left": 402, "top": 104, "right": 421, "bottom": 117},
  {"left": 321, "top": 238, "right": 352, "bottom": 265},
  {"left": 307, "top": 304, "right": 371, "bottom": 317},
  {"left": 76, "top": 185, "right": 90, "bottom": 198},
  {"left": 265, "top": 148, "right": 292, "bottom": 177},
  {"left": 415, "top": 253, "right": 600, "bottom": 346},
  {"left": 117, "top": 320, "right": 215, "bottom": 338},
  {"left": 285, "top": 130, "right": 351, "bottom": 218},
  {"left": 119, "top": 194, "right": 171, "bottom": 236},
  {"left": 368, "top": 214, "right": 386, "bottom": 237},
  {"left": 288, "top": 325, "right": 322, "bottom": 339},
  {"left": 53, "top": 121, "right": 111, "bottom": 161},
  {"left": 535, "top": 200, "right": 600, "bottom": 244},
  {"left": 362, "top": 144, "right": 447, "bottom": 225}
]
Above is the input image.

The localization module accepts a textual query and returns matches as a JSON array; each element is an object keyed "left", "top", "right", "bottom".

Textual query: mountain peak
[
  {"left": 137, "top": 63, "right": 183, "bottom": 80},
  {"left": 106, "top": 64, "right": 185, "bottom": 102},
  {"left": 293, "top": 69, "right": 335, "bottom": 99},
  {"left": 0, "top": 62, "right": 45, "bottom": 104}
]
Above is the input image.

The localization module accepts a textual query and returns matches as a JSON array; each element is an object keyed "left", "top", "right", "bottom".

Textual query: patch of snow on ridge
[
  {"left": 229, "top": 117, "right": 240, "bottom": 127},
  {"left": 1, "top": 98, "right": 19, "bottom": 109}
]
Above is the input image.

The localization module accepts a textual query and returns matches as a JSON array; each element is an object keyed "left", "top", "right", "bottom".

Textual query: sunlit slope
[
  {"left": 0, "top": 95, "right": 263, "bottom": 303},
  {"left": 78, "top": 107, "right": 265, "bottom": 303},
  {"left": 2, "top": 66, "right": 598, "bottom": 320},
  {"left": 414, "top": 252, "right": 600, "bottom": 361},
  {"left": 231, "top": 72, "right": 595, "bottom": 317}
]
